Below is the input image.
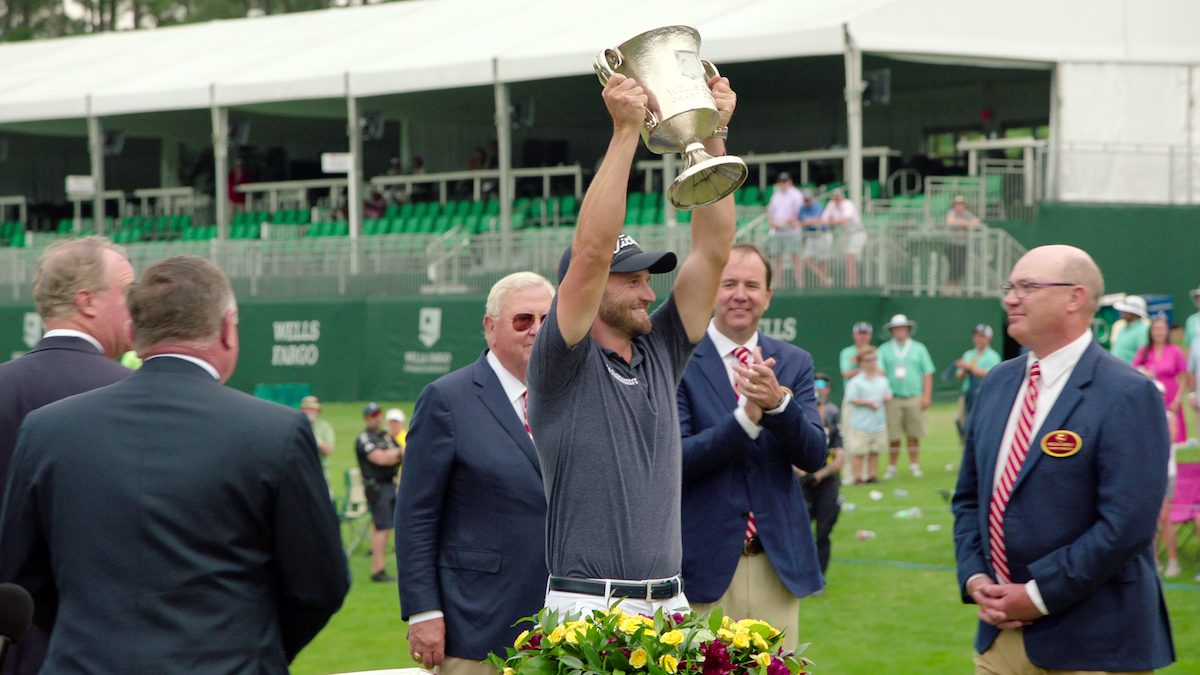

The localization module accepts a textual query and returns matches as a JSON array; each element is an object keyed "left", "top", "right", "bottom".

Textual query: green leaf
[
  {"left": 581, "top": 642, "right": 603, "bottom": 670},
  {"left": 560, "top": 655, "right": 586, "bottom": 670},
  {"left": 653, "top": 608, "right": 665, "bottom": 635},
  {"left": 707, "top": 606, "right": 724, "bottom": 633},
  {"left": 791, "top": 643, "right": 810, "bottom": 658}
]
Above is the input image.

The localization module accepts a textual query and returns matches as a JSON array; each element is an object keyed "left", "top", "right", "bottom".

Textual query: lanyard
[{"left": 892, "top": 339, "right": 912, "bottom": 361}]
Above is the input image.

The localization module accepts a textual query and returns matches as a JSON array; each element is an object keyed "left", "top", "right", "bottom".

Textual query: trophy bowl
[{"left": 594, "top": 25, "right": 748, "bottom": 211}]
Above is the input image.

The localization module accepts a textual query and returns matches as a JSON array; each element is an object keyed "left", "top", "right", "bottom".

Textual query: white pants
[{"left": 543, "top": 576, "right": 690, "bottom": 617}]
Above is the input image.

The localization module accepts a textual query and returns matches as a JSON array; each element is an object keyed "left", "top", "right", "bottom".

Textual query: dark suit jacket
[
  {"left": 952, "top": 340, "right": 1174, "bottom": 671},
  {"left": 0, "top": 335, "right": 131, "bottom": 498},
  {"left": 678, "top": 332, "right": 828, "bottom": 602},
  {"left": 397, "top": 351, "right": 548, "bottom": 661},
  {"left": 0, "top": 334, "right": 130, "bottom": 675},
  {"left": 0, "top": 356, "right": 349, "bottom": 675}
]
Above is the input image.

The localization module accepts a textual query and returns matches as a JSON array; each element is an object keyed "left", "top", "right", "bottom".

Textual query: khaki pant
[
  {"left": 440, "top": 656, "right": 498, "bottom": 675},
  {"left": 886, "top": 395, "right": 927, "bottom": 443},
  {"left": 974, "top": 628, "right": 1153, "bottom": 675},
  {"left": 689, "top": 553, "right": 801, "bottom": 651}
]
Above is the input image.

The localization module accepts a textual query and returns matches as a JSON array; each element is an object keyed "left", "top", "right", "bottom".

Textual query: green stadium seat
[
  {"left": 560, "top": 195, "right": 578, "bottom": 216},
  {"left": 384, "top": 204, "right": 399, "bottom": 218},
  {"left": 416, "top": 216, "right": 435, "bottom": 233},
  {"left": 677, "top": 208, "right": 692, "bottom": 223},
  {"left": 464, "top": 214, "right": 482, "bottom": 234},
  {"left": 627, "top": 192, "right": 644, "bottom": 210},
  {"left": 399, "top": 202, "right": 415, "bottom": 217},
  {"left": 484, "top": 199, "right": 500, "bottom": 216},
  {"left": 433, "top": 215, "right": 451, "bottom": 233},
  {"left": 331, "top": 222, "right": 348, "bottom": 236},
  {"left": 468, "top": 200, "right": 485, "bottom": 217}
]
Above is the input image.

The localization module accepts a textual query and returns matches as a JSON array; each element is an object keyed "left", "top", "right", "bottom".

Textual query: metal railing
[
  {"left": 1054, "top": 142, "right": 1199, "bottom": 204},
  {"left": 0, "top": 220, "right": 1025, "bottom": 301}
]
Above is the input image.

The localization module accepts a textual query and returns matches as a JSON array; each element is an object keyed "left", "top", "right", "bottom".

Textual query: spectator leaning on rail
[
  {"left": 821, "top": 188, "right": 865, "bottom": 288},
  {"left": 766, "top": 172, "right": 803, "bottom": 289},
  {"left": 798, "top": 189, "right": 831, "bottom": 288},
  {"left": 1109, "top": 294, "right": 1150, "bottom": 364},
  {"left": 526, "top": 70, "right": 738, "bottom": 616}
]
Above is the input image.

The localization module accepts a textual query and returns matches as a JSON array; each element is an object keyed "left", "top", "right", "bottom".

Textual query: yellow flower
[
  {"left": 659, "top": 655, "right": 679, "bottom": 674},
  {"left": 547, "top": 625, "right": 566, "bottom": 644},
  {"left": 752, "top": 633, "right": 769, "bottom": 650},
  {"left": 755, "top": 653, "right": 772, "bottom": 668},
  {"left": 721, "top": 616, "right": 733, "bottom": 629},
  {"left": 630, "top": 648, "right": 648, "bottom": 669},
  {"left": 717, "top": 628, "right": 735, "bottom": 641},
  {"left": 732, "top": 633, "right": 750, "bottom": 649},
  {"left": 661, "top": 629, "right": 684, "bottom": 646},
  {"left": 514, "top": 630, "right": 530, "bottom": 648},
  {"left": 504, "top": 668, "right": 516, "bottom": 675}
]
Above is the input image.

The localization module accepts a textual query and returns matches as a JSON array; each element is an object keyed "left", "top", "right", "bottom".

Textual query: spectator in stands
[
  {"left": 799, "top": 190, "right": 830, "bottom": 287},
  {"left": 822, "top": 189, "right": 864, "bottom": 288},
  {"left": 411, "top": 155, "right": 426, "bottom": 175},
  {"left": 954, "top": 324, "right": 1001, "bottom": 447},
  {"left": 766, "top": 172, "right": 802, "bottom": 288},
  {"left": 877, "top": 314, "right": 934, "bottom": 479},
  {"left": 228, "top": 158, "right": 252, "bottom": 214},
  {"left": 798, "top": 373, "right": 844, "bottom": 579},
  {"left": 845, "top": 345, "right": 891, "bottom": 484},
  {"left": 467, "top": 147, "right": 486, "bottom": 171},
  {"left": 1134, "top": 317, "right": 1187, "bottom": 445},
  {"left": 945, "top": 195, "right": 982, "bottom": 291},
  {"left": 839, "top": 321, "right": 873, "bottom": 483},
  {"left": 1110, "top": 295, "right": 1150, "bottom": 364},
  {"left": 355, "top": 402, "right": 402, "bottom": 582}
]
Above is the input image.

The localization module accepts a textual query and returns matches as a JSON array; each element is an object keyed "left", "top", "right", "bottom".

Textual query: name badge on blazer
[{"left": 1041, "top": 430, "right": 1082, "bottom": 458}]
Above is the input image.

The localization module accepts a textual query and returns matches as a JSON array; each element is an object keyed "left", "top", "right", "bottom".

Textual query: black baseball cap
[
  {"left": 558, "top": 233, "right": 677, "bottom": 283},
  {"left": 363, "top": 402, "right": 381, "bottom": 417}
]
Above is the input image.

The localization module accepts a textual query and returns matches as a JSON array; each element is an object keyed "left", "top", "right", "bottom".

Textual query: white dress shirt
[
  {"left": 410, "top": 350, "right": 527, "bottom": 628},
  {"left": 706, "top": 320, "right": 791, "bottom": 440},
  {"left": 977, "top": 329, "right": 1093, "bottom": 615},
  {"left": 42, "top": 328, "right": 103, "bottom": 355},
  {"left": 144, "top": 354, "right": 220, "bottom": 380}
]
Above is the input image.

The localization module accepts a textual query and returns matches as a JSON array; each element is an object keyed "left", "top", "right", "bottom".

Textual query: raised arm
[
  {"left": 673, "top": 75, "right": 738, "bottom": 342},
  {"left": 557, "top": 75, "right": 647, "bottom": 347}
]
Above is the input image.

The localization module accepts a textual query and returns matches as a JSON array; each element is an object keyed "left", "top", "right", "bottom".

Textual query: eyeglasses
[
  {"left": 1000, "top": 281, "right": 1076, "bottom": 298},
  {"left": 509, "top": 313, "right": 548, "bottom": 332},
  {"left": 861, "top": 357, "right": 877, "bottom": 362}
]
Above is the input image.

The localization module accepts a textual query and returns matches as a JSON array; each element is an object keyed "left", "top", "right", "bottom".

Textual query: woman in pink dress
[{"left": 1133, "top": 317, "right": 1186, "bottom": 443}]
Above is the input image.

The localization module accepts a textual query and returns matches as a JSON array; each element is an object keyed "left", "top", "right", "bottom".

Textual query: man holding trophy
[{"left": 526, "top": 28, "right": 740, "bottom": 616}]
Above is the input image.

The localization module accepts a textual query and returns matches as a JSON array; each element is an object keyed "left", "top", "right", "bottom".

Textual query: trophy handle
[
  {"left": 594, "top": 48, "right": 623, "bottom": 85},
  {"left": 644, "top": 109, "right": 659, "bottom": 131},
  {"left": 701, "top": 60, "right": 720, "bottom": 81}
]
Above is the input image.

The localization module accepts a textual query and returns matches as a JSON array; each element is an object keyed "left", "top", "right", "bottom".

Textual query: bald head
[{"left": 1004, "top": 245, "right": 1104, "bottom": 357}]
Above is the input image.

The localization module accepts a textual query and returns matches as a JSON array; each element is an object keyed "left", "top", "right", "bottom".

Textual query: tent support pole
[
  {"left": 494, "top": 58, "right": 513, "bottom": 235},
  {"left": 346, "top": 76, "right": 363, "bottom": 275},
  {"left": 87, "top": 99, "right": 105, "bottom": 235},
  {"left": 843, "top": 24, "right": 864, "bottom": 209},
  {"left": 1046, "top": 64, "right": 1060, "bottom": 202},
  {"left": 211, "top": 99, "right": 229, "bottom": 240}
]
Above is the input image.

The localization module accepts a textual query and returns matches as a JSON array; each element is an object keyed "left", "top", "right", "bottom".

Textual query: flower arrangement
[{"left": 487, "top": 605, "right": 812, "bottom": 675}]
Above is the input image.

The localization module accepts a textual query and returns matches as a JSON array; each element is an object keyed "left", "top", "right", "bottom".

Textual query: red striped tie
[
  {"left": 732, "top": 346, "right": 757, "bottom": 545},
  {"left": 988, "top": 362, "right": 1041, "bottom": 584},
  {"left": 522, "top": 392, "right": 531, "bottom": 435}
]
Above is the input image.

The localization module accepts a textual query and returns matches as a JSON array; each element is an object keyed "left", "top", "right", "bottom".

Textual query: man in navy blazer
[
  {"left": 398, "top": 272, "right": 553, "bottom": 675},
  {"left": 953, "top": 245, "right": 1174, "bottom": 673},
  {"left": 0, "top": 255, "right": 349, "bottom": 674},
  {"left": 0, "top": 236, "right": 134, "bottom": 675},
  {"left": 679, "top": 243, "right": 827, "bottom": 649}
]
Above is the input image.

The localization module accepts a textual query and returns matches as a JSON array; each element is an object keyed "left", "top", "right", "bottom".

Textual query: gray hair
[
  {"left": 127, "top": 255, "right": 236, "bottom": 351},
  {"left": 32, "top": 236, "right": 127, "bottom": 321},
  {"left": 486, "top": 271, "right": 555, "bottom": 317}
]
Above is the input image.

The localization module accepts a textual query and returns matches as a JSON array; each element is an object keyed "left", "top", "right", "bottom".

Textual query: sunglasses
[
  {"left": 814, "top": 379, "right": 828, "bottom": 389},
  {"left": 509, "top": 313, "right": 548, "bottom": 332},
  {"left": 861, "top": 357, "right": 877, "bottom": 362}
]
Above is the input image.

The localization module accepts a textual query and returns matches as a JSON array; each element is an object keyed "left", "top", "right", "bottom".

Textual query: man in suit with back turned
[
  {"left": 677, "top": 242, "right": 827, "bottom": 649},
  {"left": 398, "top": 271, "right": 553, "bottom": 675},
  {"left": 0, "top": 255, "right": 350, "bottom": 675},
  {"left": 952, "top": 244, "right": 1174, "bottom": 674},
  {"left": 0, "top": 236, "right": 134, "bottom": 675}
]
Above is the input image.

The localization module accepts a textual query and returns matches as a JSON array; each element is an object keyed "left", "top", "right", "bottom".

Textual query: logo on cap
[{"left": 613, "top": 234, "right": 638, "bottom": 255}]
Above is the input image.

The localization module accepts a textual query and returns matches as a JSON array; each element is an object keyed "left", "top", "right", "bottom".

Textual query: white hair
[{"left": 485, "top": 272, "right": 555, "bottom": 317}]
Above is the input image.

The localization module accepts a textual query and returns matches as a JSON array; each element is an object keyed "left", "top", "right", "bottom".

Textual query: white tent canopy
[{"left": 1, "top": 0, "right": 1198, "bottom": 124}]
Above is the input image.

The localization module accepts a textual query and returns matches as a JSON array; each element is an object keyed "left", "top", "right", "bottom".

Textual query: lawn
[{"left": 293, "top": 401, "right": 1200, "bottom": 675}]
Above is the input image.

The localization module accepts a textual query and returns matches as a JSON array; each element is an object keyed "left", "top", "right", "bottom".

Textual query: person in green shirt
[
  {"left": 1110, "top": 295, "right": 1149, "bottom": 364},
  {"left": 301, "top": 395, "right": 336, "bottom": 495},
  {"left": 1183, "top": 286, "right": 1200, "bottom": 348},
  {"left": 876, "top": 314, "right": 934, "bottom": 479},
  {"left": 953, "top": 324, "right": 1002, "bottom": 447}
]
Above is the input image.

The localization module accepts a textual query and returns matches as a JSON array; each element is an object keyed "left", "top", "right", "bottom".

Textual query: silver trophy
[{"left": 594, "top": 25, "right": 748, "bottom": 210}]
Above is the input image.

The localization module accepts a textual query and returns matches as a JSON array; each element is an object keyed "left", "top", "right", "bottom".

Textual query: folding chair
[
  {"left": 1169, "top": 462, "right": 1200, "bottom": 562},
  {"left": 338, "top": 467, "right": 372, "bottom": 556}
]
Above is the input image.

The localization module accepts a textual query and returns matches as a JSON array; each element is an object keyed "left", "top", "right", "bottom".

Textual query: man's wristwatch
[{"left": 709, "top": 125, "right": 729, "bottom": 140}]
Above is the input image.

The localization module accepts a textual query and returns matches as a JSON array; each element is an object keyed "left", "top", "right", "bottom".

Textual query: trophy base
[{"left": 669, "top": 148, "right": 748, "bottom": 211}]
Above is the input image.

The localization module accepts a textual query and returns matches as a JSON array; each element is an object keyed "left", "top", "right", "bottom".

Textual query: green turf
[{"left": 292, "top": 402, "right": 1200, "bottom": 675}]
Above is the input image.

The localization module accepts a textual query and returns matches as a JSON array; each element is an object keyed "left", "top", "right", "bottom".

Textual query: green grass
[{"left": 293, "top": 402, "right": 1200, "bottom": 675}]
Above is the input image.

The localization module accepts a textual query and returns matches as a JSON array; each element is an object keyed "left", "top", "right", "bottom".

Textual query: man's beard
[{"left": 598, "top": 293, "right": 651, "bottom": 339}]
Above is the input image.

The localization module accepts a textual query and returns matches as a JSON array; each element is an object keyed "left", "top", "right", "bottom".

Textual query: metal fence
[
  {"left": 1055, "top": 142, "right": 1200, "bottom": 204},
  {"left": 0, "top": 218, "right": 1025, "bottom": 302}
]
